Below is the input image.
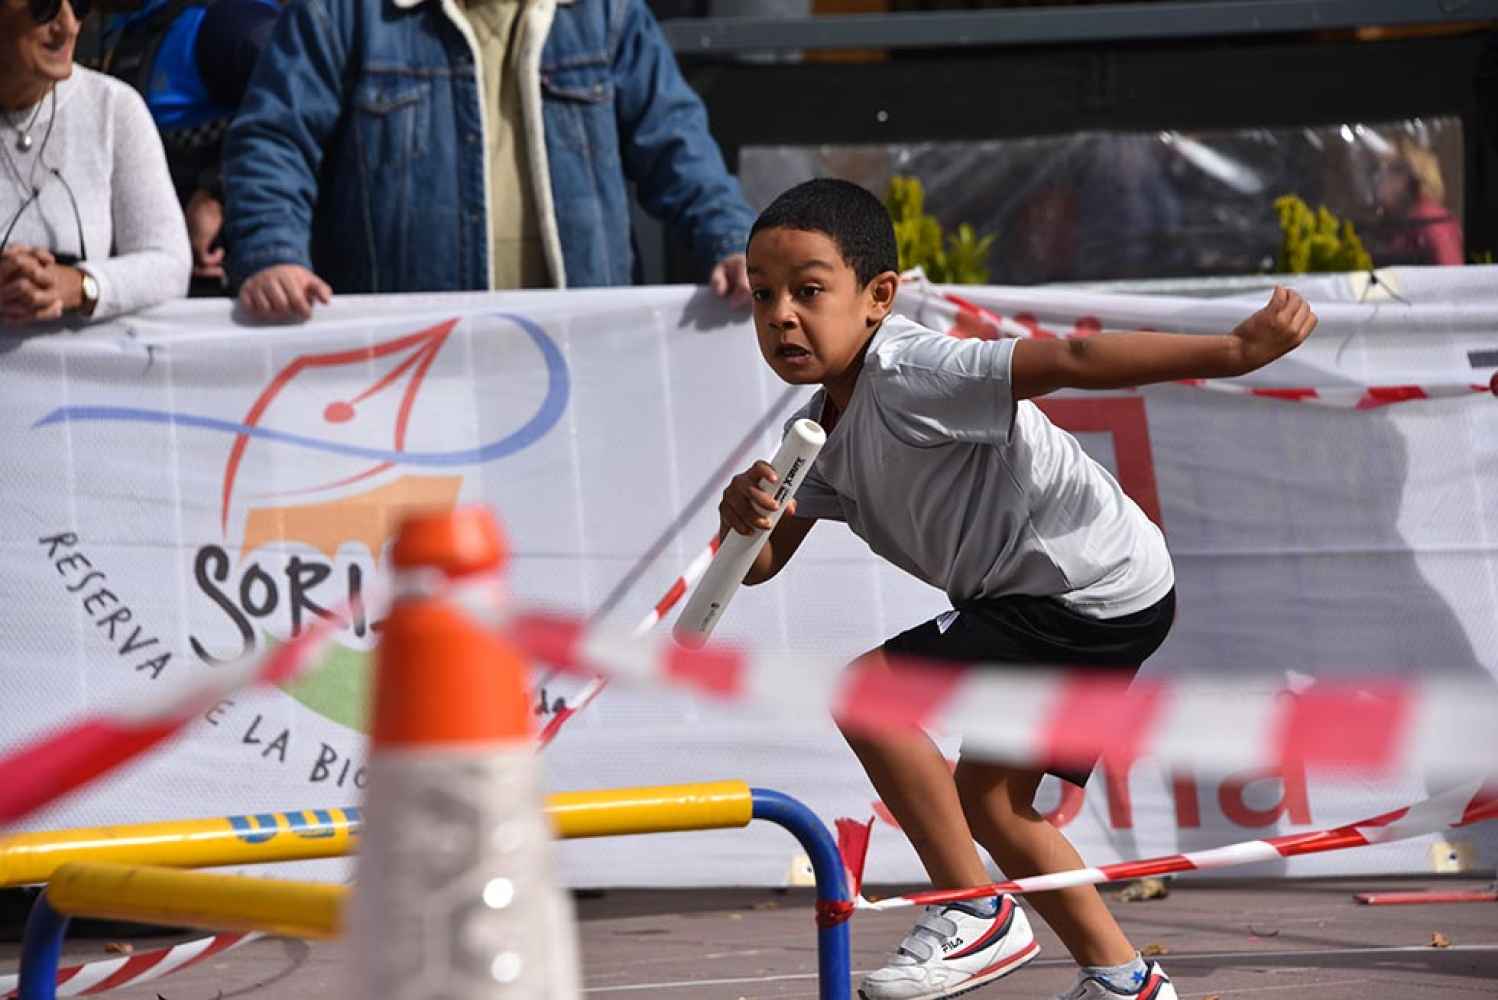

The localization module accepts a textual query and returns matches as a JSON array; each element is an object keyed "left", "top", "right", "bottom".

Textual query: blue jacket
[
  {"left": 103, "top": 0, "right": 279, "bottom": 128},
  {"left": 98, "top": 0, "right": 280, "bottom": 199},
  {"left": 222, "top": 0, "right": 754, "bottom": 291}
]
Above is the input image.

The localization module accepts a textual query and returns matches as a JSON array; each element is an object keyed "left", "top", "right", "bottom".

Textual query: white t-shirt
[{"left": 787, "top": 315, "right": 1174, "bottom": 618}]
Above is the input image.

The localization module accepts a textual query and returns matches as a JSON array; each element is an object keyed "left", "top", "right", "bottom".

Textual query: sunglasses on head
[{"left": 27, "top": 0, "right": 90, "bottom": 23}]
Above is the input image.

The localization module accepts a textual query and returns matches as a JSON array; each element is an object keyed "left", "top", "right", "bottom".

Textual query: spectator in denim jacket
[{"left": 223, "top": 0, "right": 755, "bottom": 320}]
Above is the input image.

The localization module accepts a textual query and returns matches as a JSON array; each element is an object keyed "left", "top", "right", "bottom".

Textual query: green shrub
[
  {"left": 1274, "top": 194, "right": 1373, "bottom": 274},
  {"left": 887, "top": 176, "right": 996, "bottom": 284}
]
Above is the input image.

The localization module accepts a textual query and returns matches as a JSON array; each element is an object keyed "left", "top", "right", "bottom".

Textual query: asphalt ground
[{"left": 3, "top": 877, "right": 1494, "bottom": 998}]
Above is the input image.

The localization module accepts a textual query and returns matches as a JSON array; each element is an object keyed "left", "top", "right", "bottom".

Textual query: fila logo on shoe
[{"left": 943, "top": 898, "right": 1014, "bottom": 962}]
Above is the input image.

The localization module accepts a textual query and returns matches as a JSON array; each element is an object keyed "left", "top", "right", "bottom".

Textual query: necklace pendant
[{"left": 16, "top": 133, "right": 32, "bottom": 153}]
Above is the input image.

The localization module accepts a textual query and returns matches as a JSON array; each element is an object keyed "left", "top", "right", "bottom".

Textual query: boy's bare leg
[
  {"left": 842, "top": 726, "right": 993, "bottom": 889},
  {"left": 953, "top": 757, "right": 1136, "bottom": 967},
  {"left": 839, "top": 651, "right": 991, "bottom": 889}
]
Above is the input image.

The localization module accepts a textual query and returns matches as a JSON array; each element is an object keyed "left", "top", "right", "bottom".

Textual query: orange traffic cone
[{"left": 349, "top": 506, "right": 580, "bottom": 999}]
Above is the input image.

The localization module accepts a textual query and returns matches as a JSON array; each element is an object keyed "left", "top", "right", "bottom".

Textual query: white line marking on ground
[
  {"left": 1178, "top": 979, "right": 1372, "bottom": 998},
  {"left": 580, "top": 943, "right": 1498, "bottom": 994},
  {"left": 584, "top": 972, "right": 821, "bottom": 992},
  {"left": 1153, "top": 943, "right": 1498, "bottom": 964}
]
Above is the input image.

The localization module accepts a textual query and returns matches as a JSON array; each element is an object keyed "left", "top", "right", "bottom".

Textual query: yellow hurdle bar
[
  {"left": 0, "top": 781, "right": 754, "bottom": 886},
  {"left": 47, "top": 862, "right": 346, "bottom": 939},
  {"left": 33, "top": 782, "right": 755, "bottom": 941},
  {"left": 0, "top": 807, "right": 361, "bottom": 887},
  {"left": 547, "top": 780, "right": 752, "bottom": 839}
]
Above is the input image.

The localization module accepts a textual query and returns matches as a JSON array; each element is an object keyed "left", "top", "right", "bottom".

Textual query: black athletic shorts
[{"left": 882, "top": 588, "right": 1176, "bottom": 788}]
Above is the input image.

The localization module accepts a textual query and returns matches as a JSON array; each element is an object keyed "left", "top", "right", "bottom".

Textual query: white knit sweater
[{"left": 0, "top": 66, "right": 190, "bottom": 322}]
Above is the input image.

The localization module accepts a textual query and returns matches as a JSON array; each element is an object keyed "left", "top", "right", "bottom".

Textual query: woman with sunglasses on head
[{"left": 1, "top": 0, "right": 189, "bottom": 327}]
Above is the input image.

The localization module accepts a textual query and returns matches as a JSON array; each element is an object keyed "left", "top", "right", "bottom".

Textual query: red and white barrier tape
[
  {"left": 631, "top": 536, "right": 722, "bottom": 636},
  {"left": 0, "top": 618, "right": 341, "bottom": 826},
  {"left": 930, "top": 288, "right": 1498, "bottom": 409},
  {"left": 0, "top": 931, "right": 257, "bottom": 998},
  {"left": 1175, "top": 378, "right": 1493, "bottom": 409},
  {"left": 537, "top": 535, "right": 720, "bottom": 746},
  {"left": 847, "top": 779, "right": 1498, "bottom": 911},
  {"left": 509, "top": 610, "right": 1498, "bottom": 781},
  {"left": 6, "top": 578, "right": 1495, "bottom": 832},
  {"left": 0, "top": 577, "right": 502, "bottom": 827}
]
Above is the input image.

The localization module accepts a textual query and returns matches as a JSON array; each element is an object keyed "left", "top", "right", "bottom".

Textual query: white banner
[{"left": 1, "top": 270, "right": 1495, "bottom": 887}]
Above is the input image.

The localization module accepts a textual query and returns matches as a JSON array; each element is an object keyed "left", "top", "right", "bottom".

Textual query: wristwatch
[{"left": 78, "top": 269, "right": 99, "bottom": 317}]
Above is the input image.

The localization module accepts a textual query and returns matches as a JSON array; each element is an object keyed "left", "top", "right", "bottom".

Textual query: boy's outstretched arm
[
  {"left": 719, "top": 460, "right": 817, "bottom": 585},
  {"left": 1010, "top": 286, "right": 1318, "bottom": 400}
]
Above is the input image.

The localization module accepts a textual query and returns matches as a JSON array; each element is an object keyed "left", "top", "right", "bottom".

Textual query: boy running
[{"left": 721, "top": 179, "right": 1316, "bottom": 1000}]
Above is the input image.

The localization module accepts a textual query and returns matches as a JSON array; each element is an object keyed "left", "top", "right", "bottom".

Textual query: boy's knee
[
  {"left": 954, "top": 761, "right": 1041, "bottom": 818},
  {"left": 838, "top": 722, "right": 904, "bottom": 763},
  {"left": 836, "top": 716, "right": 872, "bottom": 748},
  {"left": 838, "top": 648, "right": 892, "bottom": 748},
  {"left": 953, "top": 765, "right": 1001, "bottom": 824},
  {"left": 954, "top": 782, "right": 996, "bottom": 838}
]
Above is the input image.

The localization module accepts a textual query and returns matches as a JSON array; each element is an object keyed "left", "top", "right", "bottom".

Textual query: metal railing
[{"left": 662, "top": 0, "right": 1498, "bottom": 55}]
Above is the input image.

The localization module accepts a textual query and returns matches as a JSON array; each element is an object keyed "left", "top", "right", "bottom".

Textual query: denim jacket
[{"left": 222, "top": 0, "right": 753, "bottom": 291}]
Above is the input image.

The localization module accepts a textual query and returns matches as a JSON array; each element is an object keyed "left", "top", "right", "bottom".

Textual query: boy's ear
[{"left": 864, "top": 270, "right": 900, "bottom": 326}]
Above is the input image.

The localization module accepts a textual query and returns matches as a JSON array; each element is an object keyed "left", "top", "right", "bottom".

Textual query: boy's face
[{"left": 746, "top": 227, "right": 896, "bottom": 386}]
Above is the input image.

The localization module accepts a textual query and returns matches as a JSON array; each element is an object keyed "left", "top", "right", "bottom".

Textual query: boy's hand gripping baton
[{"left": 672, "top": 418, "right": 826, "bottom": 649}]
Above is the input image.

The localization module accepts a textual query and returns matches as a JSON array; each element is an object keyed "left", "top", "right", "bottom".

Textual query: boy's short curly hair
[{"left": 749, "top": 178, "right": 899, "bottom": 287}]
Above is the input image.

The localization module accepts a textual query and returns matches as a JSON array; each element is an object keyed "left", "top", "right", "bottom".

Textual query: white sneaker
[
  {"left": 1053, "top": 960, "right": 1177, "bottom": 1000},
  {"left": 858, "top": 895, "right": 1039, "bottom": 1000}
]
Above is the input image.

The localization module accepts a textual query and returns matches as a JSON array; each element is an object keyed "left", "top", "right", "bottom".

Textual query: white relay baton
[{"left": 672, "top": 418, "right": 826, "bottom": 649}]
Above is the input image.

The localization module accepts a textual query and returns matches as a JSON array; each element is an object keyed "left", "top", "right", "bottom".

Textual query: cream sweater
[{"left": 0, "top": 66, "right": 190, "bottom": 322}]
